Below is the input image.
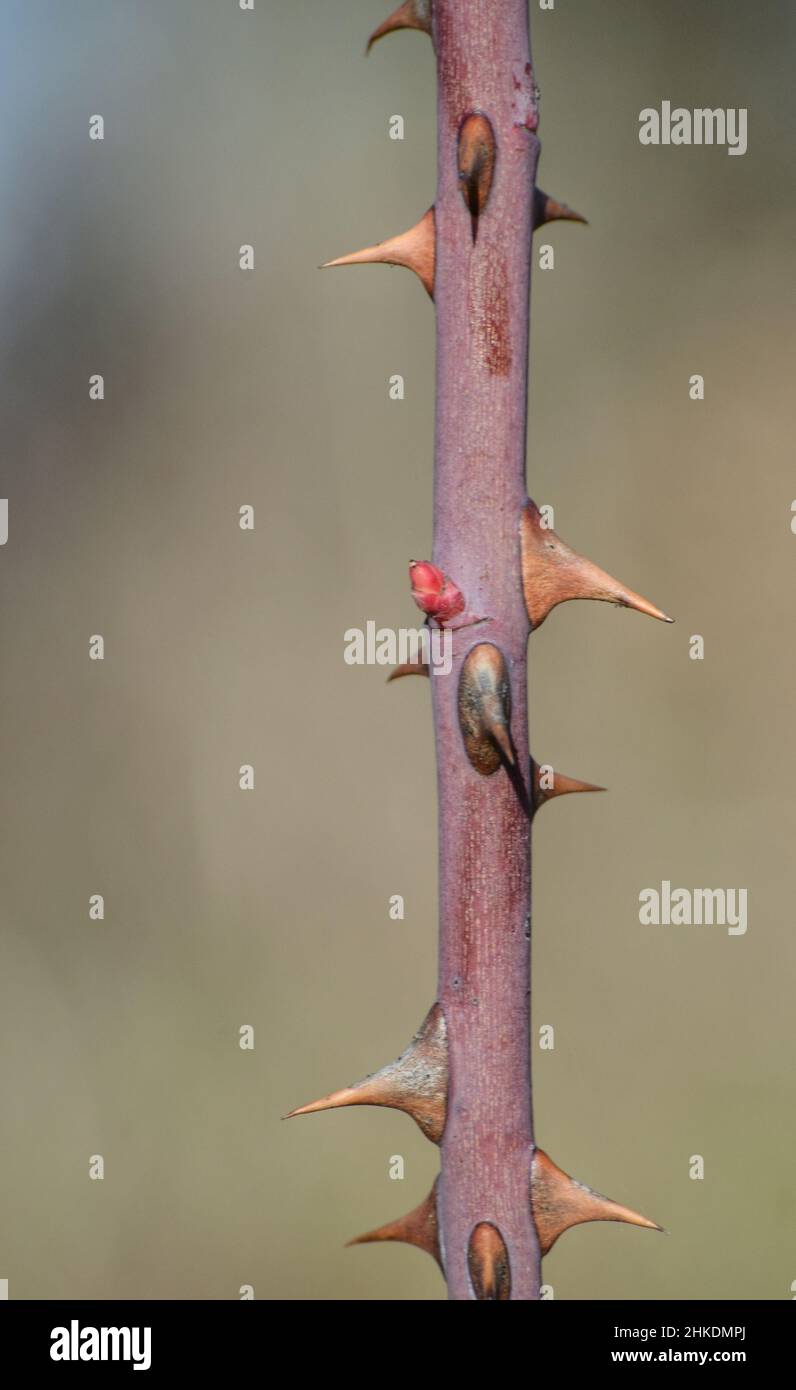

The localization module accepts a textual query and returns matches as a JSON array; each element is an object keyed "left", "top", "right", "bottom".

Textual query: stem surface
[{"left": 432, "top": 0, "right": 541, "bottom": 1300}]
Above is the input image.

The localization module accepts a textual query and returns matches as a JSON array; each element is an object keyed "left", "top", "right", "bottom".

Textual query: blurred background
[{"left": 0, "top": 0, "right": 793, "bottom": 1301}]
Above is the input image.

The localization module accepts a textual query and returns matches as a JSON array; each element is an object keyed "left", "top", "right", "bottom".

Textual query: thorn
[
  {"left": 285, "top": 1004, "right": 447, "bottom": 1143},
  {"left": 533, "top": 186, "right": 588, "bottom": 230},
  {"left": 348, "top": 1180, "right": 443, "bottom": 1271},
  {"left": 531, "top": 758, "right": 605, "bottom": 814},
  {"left": 458, "top": 643, "right": 516, "bottom": 776},
  {"left": 468, "top": 1222, "right": 511, "bottom": 1300},
  {"left": 531, "top": 1148, "right": 663, "bottom": 1256},
  {"left": 366, "top": 0, "right": 433, "bottom": 53},
  {"left": 458, "top": 114, "right": 496, "bottom": 244},
  {"left": 387, "top": 661, "right": 430, "bottom": 681},
  {"left": 520, "top": 500, "right": 674, "bottom": 631},
  {"left": 321, "top": 208, "right": 436, "bottom": 298}
]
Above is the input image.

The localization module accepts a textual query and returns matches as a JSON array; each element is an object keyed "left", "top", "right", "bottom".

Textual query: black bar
[{"left": 1, "top": 1298, "right": 788, "bottom": 1375}]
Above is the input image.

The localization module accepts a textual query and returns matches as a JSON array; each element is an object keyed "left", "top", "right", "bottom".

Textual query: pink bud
[
  {"left": 409, "top": 561, "right": 466, "bottom": 625},
  {"left": 409, "top": 560, "right": 444, "bottom": 603}
]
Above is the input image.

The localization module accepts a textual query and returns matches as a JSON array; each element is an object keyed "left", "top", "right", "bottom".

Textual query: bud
[{"left": 408, "top": 560, "right": 465, "bottom": 625}]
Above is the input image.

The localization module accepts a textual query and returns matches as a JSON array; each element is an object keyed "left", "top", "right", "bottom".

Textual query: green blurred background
[{"left": 0, "top": 0, "right": 793, "bottom": 1300}]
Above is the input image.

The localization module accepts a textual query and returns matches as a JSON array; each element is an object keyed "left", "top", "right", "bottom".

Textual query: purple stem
[{"left": 431, "top": 0, "right": 541, "bottom": 1300}]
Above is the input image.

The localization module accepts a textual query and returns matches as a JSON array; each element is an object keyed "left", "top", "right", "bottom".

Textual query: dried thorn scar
[
  {"left": 458, "top": 643, "right": 515, "bottom": 775},
  {"left": 458, "top": 114, "right": 496, "bottom": 243},
  {"left": 468, "top": 1223, "right": 511, "bottom": 1300}
]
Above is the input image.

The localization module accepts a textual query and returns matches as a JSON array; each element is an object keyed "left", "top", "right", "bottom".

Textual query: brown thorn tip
[
  {"left": 321, "top": 208, "right": 436, "bottom": 298},
  {"left": 285, "top": 1004, "right": 447, "bottom": 1144},
  {"left": 468, "top": 1223, "right": 511, "bottom": 1300},
  {"left": 533, "top": 186, "right": 588, "bottom": 231},
  {"left": 531, "top": 1148, "right": 663, "bottom": 1256},
  {"left": 387, "top": 661, "right": 430, "bottom": 681},
  {"left": 348, "top": 1180, "right": 443, "bottom": 1271},
  {"left": 521, "top": 499, "right": 673, "bottom": 630},
  {"left": 366, "top": 0, "right": 433, "bottom": 53},
  {"left": 458, "top": 644, "right": 515, "bottom": 776},
  {"left": 531, "top": 758, "right": 606, "bottom": 813},
  {"left": 457, "top": 114, "right": 496, "bottom": 244}
]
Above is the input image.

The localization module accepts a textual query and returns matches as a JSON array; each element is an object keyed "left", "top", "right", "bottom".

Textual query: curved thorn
[
  {"left": 387, "top": 661, "right": 430, "bottom": 681},
  {"left": 321, "top": 208, "right": 436, "bottom": 298},
  {"left": 285, "top": 1004, "right": 448, "bottom": 1143},
  {"left": 521, "top": 499, "right": 674, "bottom": 630},
  {"left": 468, "top": 1222, "right": 511, "bottom": 1300},
  {"left": 367, "top": 0, "right": 433, "bottom": 54},
  {"left": 531, "top": 1148, "right": 664, "bottom": 1256},
  {"left": 348, "top": 1180, "right": 443, "bottom": 1271},
  {"left": 533, "top": 186, "right": 588, "bottom": 230}
]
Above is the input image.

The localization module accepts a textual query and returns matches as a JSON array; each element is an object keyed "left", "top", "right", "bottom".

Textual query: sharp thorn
[
  {"left": 285, "top": 1004, "right": 448, "bottom": 1144},
  {"left": 321, "top": 207, "right": 436, "bottom": 298},
  {"left": 531, "top": 758, "right": 606, "bottom": 813},
  {"left": 366, "top": 0, "right": 433, "bottom": 54},
  {"left": 531, "top": 1148, "right": 663, "bottom": 1256},
  {"left": 348, "top": 1180, "right": 443, "bottom": 1271},
  {"left": 387, "top": 661, "right": 430, "bottom": 681},
  {"left": 533, "top": 186, "right": 588, "bottom": 230},
  {"left": 521, "top": 500, "right": 673, "bottom": 630}
]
